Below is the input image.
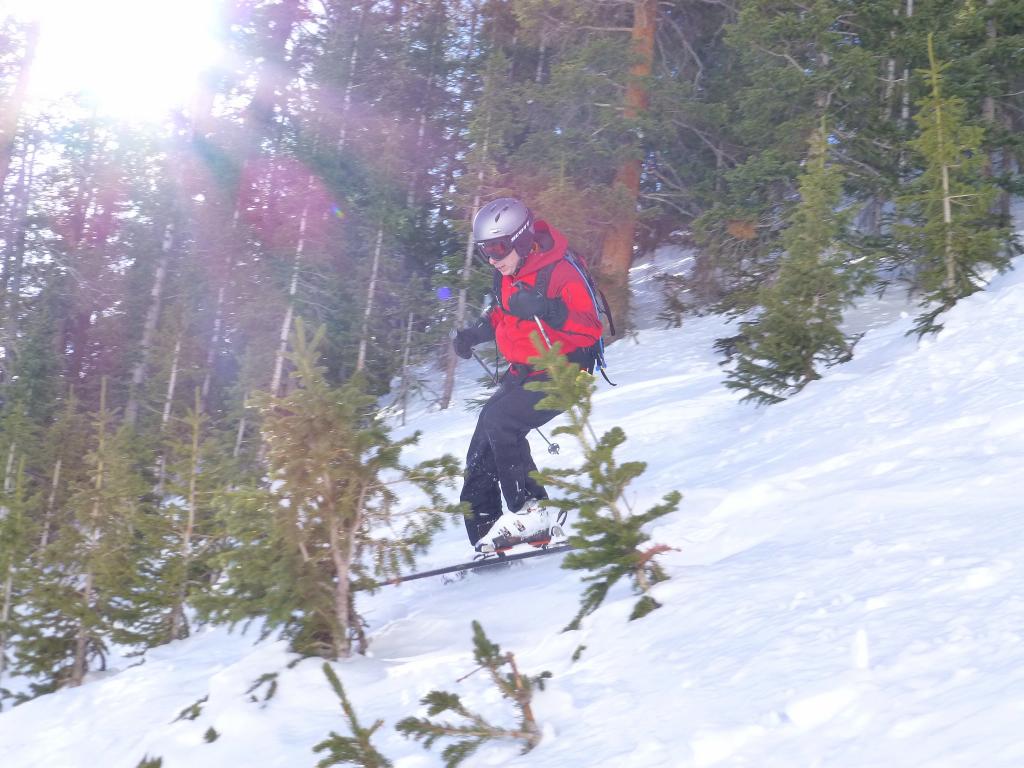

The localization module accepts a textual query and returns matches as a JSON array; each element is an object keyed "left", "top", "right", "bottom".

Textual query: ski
[{"left": 385, "top": 543, "right": 574, "bottom": 586}]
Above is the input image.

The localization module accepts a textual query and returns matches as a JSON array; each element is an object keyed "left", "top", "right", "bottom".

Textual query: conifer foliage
[
  {"left": 898, "top": 34, "right": 1016, "bottom": 337},
  {"left": 396, "top": 621, "right": 550, "bottom": 767},
  {"left": 313, "top": 663, "right": 393, "bottom": 768},
  {"left": 15, "top": 379, "right": 153, "bottom": 691},
  {"left": 726, "top": 120, "right": 863, "bottom": 405},
  {"left": 526, "top": 342, "right": 679, "bottom": 629},
  {"left": 248, "top": 320, "right": 459, "bottom": 659}
]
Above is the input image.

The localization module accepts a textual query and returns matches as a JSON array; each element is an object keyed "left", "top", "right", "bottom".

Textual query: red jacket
[{"left": 489, "top": 220, "right": 602, "bottom": 365}]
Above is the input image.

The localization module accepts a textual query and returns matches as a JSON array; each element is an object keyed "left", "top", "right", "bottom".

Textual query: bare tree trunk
[
  {"left": 439, "top": 122, "right": 486, "bottom": 411},
  {"left": 980, "top": 0, "right": 1008, "bottom": 217},
  {"left": 900, "top": 0, "right": 914, "bottom": 127},
  {"left": 39, "top": 457, "right": 62, "bottom": 549},
  {"left": 63, "top": 117, "right": 100, "bottom": 384},
  {"left": 125, "top": 224, "right": 174, "bottom": 427},
  {"left": 337, "top": 0, "right": 373, "bottom": 151},
  {"left": 355, "top": 225, "right": 384, "bottom": 374},
  {"left": 270, "top": 198, "right": 310, "bottom": 396},
  {"left": 327, "top": 516, "right": 354, "bottom": 658},
  {"left": 884, "top": 45, "right": 897, "bottom": 121},
  {"left": 398, "top": 311, "right": 414, "bottom": 426},
  {"left": 438, "top": 2, "right": 484, "bottom": 410},
  {"left": 326, "top": 485, "right": 366, "bottom": 659},
  {"left": 0, "top": 567, "right": 12, "bottom": 701},
  {"left": 168, "top": 388, "right": 202, "bottom": 641},
  {"left": 597, "top": 0, "right": 657, "bottom": 337},
  {"left": 161, "top": 335, "right": 183, "bottom": 429},
  {"left": 200, "top": 3, "right": 299, "bottom": 410},
  {"left": 233, "top": 399, "right": 248, "bottom": 459},
  {"left": 73, "top": 379, "right": 107, "bottom": 687},
  {"left": 0, "top": 444, "right": 17, "bottom": 696},
  {"left": 1, "top": 135, "right": 37, "bottom": 382},
  {"left": 0, "top": 22, "right": 39, "bottom": 193},
  {"left": 154, "top": 333, "right": 183, "bottom": 494}
]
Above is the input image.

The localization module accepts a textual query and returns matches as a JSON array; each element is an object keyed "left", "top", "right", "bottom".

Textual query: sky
[
  {"left": 1, "top": 205, "right": 1023, "bottom": 766},
  {"left": 8, "top": 0, "right": 224, "bottom": 121}
]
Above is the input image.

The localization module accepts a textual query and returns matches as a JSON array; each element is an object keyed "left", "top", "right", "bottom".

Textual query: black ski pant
[{"left": 460, "top": 371, "right": 561, "bottom": 545}]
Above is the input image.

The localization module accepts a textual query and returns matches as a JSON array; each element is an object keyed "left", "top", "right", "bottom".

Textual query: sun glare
[{"left": 10, "top": 0, "right": 224, "bottom": 122}]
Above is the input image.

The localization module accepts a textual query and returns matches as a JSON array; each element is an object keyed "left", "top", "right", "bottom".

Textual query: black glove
[
  {"left": 452, "top": 328, "right": 475, "bottom": 359},
  {"left": 452, "top": 318, "right": 495, "bottom": 359},
  {"left": 508, "top": 288, "right": 568, "bottom": 328}
]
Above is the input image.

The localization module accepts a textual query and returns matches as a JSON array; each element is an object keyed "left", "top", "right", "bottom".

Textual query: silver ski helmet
[{"left": 472, "top": 197, "right": 535, "bottom": 264}]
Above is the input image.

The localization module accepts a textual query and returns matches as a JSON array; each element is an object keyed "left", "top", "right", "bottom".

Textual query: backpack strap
[
  {"left": 562, "top": 250, "right": 617, "bottom": 385},
  {"left": 493, "top": 253, "right": 617, "bottom": 385}
]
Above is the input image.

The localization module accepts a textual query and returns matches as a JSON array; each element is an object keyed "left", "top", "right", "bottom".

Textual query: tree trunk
[
  {"left": 327, "top": 516, "right": 354, "bottom": 659},
  {"left": 980, "top": 0, "right": 1009, "bottom": 217},
  {"left": 438, "top": 2, "right": 484, "bottom": 410},
  {"left": 62, "top": 118, "right": 100, "bottom": 384},
  {"left": 337, "top": 0, "right": 373, "bottom": 152},
  {"left": 922, "top": 37, "right": 956, "bottom": 295},
  {"left": 597, "top": 0, "right": 657, "bottom": 336},
  {"left": 161, "top": 335, "right": 183, "bottom": 429},
  {"left": 0, "top": 445, "right": 17, "bottom": 698},
  {"left": 40, "top": 457, "right": 62, "bottom": 549},
  {"left": 399, "top": 311, "right": 415, "bottom": 430},
  {"left": 0, "top": 568, "right": 13, "bottom": 702},
  {"left": 154, "top": 333, "right": 183, "bottom": 494},
  {"left": 900, "top": 0, "right": 914, "bottom": 127},
  {"left": 0, "top": 22, "right": 39, "bottom": 193},
  {"left": 168, "top": 388, "right": 202, "bottom": 641},
  {"left": 440, "top": 190, "right": 482, "bottom": 410},
  {"left": 355, "top": 225, "right": 384, "bottom": 374},
  {"left": 73, "top": 378, "right": 107, "bottom": 687},
  {"left": 125, "top": 224, "right": 173, "bottom": 427},
  {"left": 233, "top": 400, "right": 248, "bottom": 459},
  {"left": 270, "top": 197, "right": 310, "bottom": 395},
  {"left": 200, "top": 3, "right": 299, "bottom": 410},
  {"left": 1, "top": 136, "right": 35, "bottom": 372}
]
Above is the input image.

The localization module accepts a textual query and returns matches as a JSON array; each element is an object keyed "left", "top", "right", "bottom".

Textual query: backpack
[{"left": 493, "top": 249, "right": 616, "bottom": 385}]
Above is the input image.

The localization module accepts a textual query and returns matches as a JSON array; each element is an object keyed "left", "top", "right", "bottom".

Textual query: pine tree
[
  {"left": 693, "top": 0, "right": 888, "bottom": 310},
  {"left": 240, "top": 320, "right": 459, "bottom": 659},
  {"left": 313, "top": 663, "right": 393, "bottom": 768},
  {"left": 396, "top": 621, "right": 550, "bottom": 767},
  {"left": 0, "top": 451, "right": 32, "bottom": 709},
  {"left": 726, "top": 119, "right": 863, "bottom": 404},
  {"left": 14, "top": 379, "right": 152, "bottom": 691},
  {"left": 526, "top": 341, "right": 678, "bottom": 629},
  {"left": 898, "top": 33, "right": 1016, "bottom": 337},
  {"left": 138, "top": 387, "right": 227, "bottom": 645}
]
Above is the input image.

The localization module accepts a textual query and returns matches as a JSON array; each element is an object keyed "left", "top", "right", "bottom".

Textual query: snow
[{"left": 4, "top": 215, "right": 1024, "bottom": 766}]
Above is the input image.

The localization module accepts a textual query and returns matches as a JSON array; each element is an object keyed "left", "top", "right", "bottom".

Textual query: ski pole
[
  {"left": 527, "top": 318, "right": 560, "bottom": 454},
  {"left": 531, "top": 315, "right": 553, "bottom": 349},
  {"left": 470, "top": 349, "right": 499, "bottom": 385}
]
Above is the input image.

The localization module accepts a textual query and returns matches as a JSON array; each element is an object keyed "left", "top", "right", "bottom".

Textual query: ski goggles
[{"left": 475, "top": 236, "right": 516, "bottom": 262}]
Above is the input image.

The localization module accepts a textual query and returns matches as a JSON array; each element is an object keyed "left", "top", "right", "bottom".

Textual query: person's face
[
  {"left": 477, "top": 236, "right": 522, "bottom": 275},
  {"left": 489, "top": 248, "right": 521, "bottom": 276}
]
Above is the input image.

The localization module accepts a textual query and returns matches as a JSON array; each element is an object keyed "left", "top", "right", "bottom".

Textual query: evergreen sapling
[
  {"left": 15, "top": 378, "right": 154, "bottom": 690},
  {"left": 897, "top": 33, "right": 1016, "bottom": 337},
  {"left": 526, "top": 340, "right": 679, "bottom": 629},
  {"left": 396, "top": 621, "right": 550, "bottom": 767},
  {"left": 247, "top": 320, "right": 460, "bottom": 658},
  {"left": 725, "top": 118, "right": 864, "bottom": 404},
  {"left": 313, "top": 662, "right": 393, "bottom": 768},
  {"left": 0, "top": 453, "right": 32, "bottom": 709}
]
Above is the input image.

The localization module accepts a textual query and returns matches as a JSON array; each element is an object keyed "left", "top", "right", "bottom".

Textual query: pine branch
[
  {"left": 526, "top": 347, "right": 679, "bottom": 627},
  {"left": 313, "top": 663, "right": 393, "bottom": 768},
  {"left": 396, "top": 622, "right": 549, "bottom": 766}
]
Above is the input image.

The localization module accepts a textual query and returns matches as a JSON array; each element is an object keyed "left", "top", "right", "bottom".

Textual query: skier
[{"left": 453, "top": 197, "right": 603, "bottom": 554}]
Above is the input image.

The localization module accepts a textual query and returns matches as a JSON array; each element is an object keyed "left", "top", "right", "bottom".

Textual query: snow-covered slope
[{"left": 3, "top": 236, "right": 1024, "bottom": 767}]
